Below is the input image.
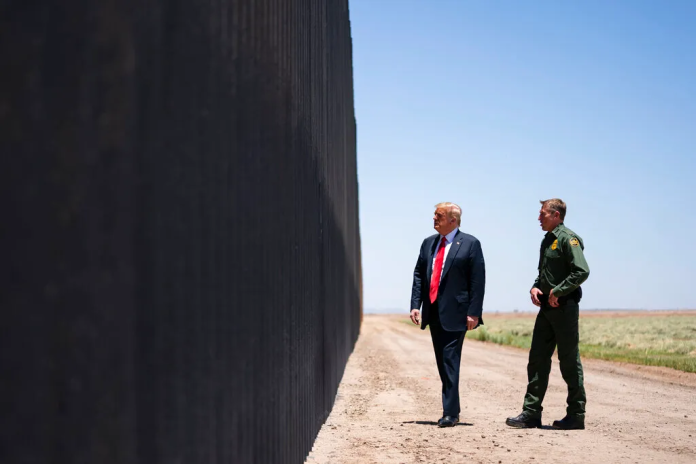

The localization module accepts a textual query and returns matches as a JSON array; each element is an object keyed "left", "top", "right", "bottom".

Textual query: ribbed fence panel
[{"left": 0, "top": 0, "right": 360, "bottom": 463}]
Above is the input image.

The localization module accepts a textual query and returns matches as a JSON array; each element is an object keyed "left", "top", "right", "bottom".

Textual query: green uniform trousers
[{"left": 522, "top": 300, "right": 586, "bottom": 417}]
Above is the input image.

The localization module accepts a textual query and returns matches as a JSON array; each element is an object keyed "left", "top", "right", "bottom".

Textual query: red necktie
[{"left": 429, "top": 237, "right": 447, "bottom": 303}]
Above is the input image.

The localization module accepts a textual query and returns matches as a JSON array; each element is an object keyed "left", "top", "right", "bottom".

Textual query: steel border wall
[{"left": 0, "top": 1, "right": 361, "bottom": 463}]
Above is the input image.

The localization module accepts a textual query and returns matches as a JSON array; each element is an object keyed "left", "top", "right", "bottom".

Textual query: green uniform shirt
[{"left": 532, "top": 223, "right": 590, "bottom": 297}]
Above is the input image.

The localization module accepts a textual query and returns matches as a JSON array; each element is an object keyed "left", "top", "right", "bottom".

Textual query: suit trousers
[
  {"left": 522, "top": 300, "right": 586, "bottom": 418},
  {"left": 429, "top": 305, "right": 466, "bottom": 417}
]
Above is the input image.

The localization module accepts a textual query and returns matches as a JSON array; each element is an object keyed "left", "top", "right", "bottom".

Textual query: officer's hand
[
  {"left": 530, "top": 288, "right": 543, "bottom": 307},
  {"left": 548, "top": 289, "right": 560, "bottom": 307},
  {"left": 410, "top": 309, "right": 421, "bottom": 325},
  {"left": 467, "top": 315, "right": 479, "bottom": 330}
]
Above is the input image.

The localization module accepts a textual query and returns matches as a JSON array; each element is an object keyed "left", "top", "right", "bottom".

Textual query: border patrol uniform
[{"left": 522, "top": 223, "right": 590, "bottom": 418}]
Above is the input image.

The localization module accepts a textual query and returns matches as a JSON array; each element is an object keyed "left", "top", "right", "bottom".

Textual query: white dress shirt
[{"left": 431, "top": 229, "right": 459, "bottom": 287}]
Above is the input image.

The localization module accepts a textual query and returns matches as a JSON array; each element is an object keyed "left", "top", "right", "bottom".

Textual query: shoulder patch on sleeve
[{"left": 569, "top": 237, "right": 580, "bottom": 247}]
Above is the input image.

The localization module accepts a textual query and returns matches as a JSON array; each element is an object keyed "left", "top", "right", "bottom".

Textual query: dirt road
[{"left": 306, "top": 315, "right": 696, "bottom": 464}]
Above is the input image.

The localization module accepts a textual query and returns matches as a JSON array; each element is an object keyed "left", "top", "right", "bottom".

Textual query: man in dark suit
[{"left": 410, "top": 202, "right": 486, "bottom": 427}]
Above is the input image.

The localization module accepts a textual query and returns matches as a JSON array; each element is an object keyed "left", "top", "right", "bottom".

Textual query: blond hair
[
  {"left": 435, "top": 202, "right": 462, "bottom": 226},
  {"left": 540, "top": 198, "right": 566, "bottom": 221}
]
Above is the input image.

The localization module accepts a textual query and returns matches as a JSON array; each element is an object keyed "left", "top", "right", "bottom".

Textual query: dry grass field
[{"left": 467, "top": 310, "right": 696, "bottom": 373}]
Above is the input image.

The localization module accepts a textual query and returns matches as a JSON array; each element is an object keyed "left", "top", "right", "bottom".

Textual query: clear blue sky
[{"left": 349, "top": 0, "right": 696, "bottom": 312}]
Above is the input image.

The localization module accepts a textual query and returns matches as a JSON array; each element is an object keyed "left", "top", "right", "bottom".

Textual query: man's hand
[
  {"left": 548, "top": 289, "right": 559, "bottom": 307},
  {"left": 467, "top": 315, "right": 479, "bottom": 330},
  {"left": 410, "top": 309, "right": 421, "bottom": 325},
  {"left": 530, "top": 288, "right": 543, "bottom": 307}
]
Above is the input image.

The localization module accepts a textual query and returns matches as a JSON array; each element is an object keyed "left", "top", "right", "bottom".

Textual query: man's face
[
  {"left": 433, "top": 208, "right": 456, "bottom": 235},
  {"left": 538, "top": 206, "right": 561, "bottom": 232}
]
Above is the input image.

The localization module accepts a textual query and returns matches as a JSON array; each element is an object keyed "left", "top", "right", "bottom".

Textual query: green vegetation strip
[{"left": 466, "top": 314, "right": 696, "bottom": 373}]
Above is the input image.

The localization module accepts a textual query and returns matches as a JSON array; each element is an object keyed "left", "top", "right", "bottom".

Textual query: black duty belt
[{"left": 540, "top": 287, "right": 582, "bottom": 305}]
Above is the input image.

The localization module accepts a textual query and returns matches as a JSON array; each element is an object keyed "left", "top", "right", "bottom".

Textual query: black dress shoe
[
  {"left": 505, "top": 412, "right": 542, "bottom": 428},
  {"left": 438, "top": 415, "right": 459, "bottom": 427},
  {"left": 552, "top": 415, "right": 585, "bottom": 430}
]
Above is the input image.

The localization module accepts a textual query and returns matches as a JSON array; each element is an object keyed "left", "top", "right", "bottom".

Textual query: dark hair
[{"left": 540, "top": 198, "right": 566, "bottom": 220}]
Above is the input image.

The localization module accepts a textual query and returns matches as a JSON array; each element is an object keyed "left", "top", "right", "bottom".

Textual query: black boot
[
  {"left": 505, "top": 412, "right": 542, "bottom": 428},
  {"left": 552, "top": 415, "right": 585, "bottom": 430}
]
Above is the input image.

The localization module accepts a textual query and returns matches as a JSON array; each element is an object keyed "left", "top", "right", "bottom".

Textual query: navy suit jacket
[{"left": 410, "top": 229, "right": 486, "bottom": 332}]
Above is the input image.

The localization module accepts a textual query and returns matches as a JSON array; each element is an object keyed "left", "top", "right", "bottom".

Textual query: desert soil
[{"left": 305, "top": 314, "right": 696, "bottom": 464}]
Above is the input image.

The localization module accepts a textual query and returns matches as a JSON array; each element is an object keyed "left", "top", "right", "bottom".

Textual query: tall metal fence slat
[{"left": 0, "top": 0, "right": 361, "bottom": 463}]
